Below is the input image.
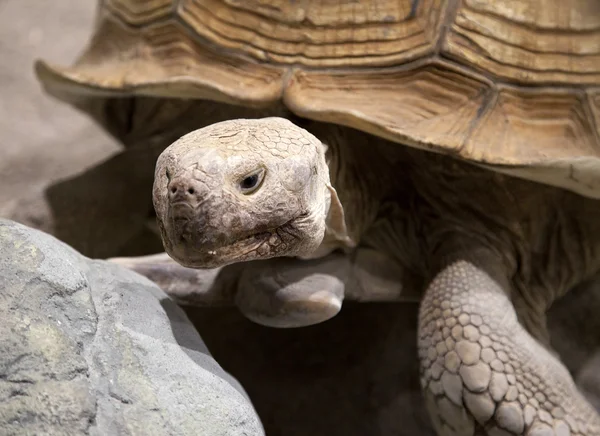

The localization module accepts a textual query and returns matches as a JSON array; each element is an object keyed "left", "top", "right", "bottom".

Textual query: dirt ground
[
  {"left": 0, "top": 0, "right": 118, "bottom": 212},
  {"left": 1, "top": 2, "right": 600, "bottom": 435}
]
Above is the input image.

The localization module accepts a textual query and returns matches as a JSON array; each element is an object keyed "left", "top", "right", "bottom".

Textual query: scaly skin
[
  {"left": 419, "top": 260, "right": 600, "bottom": 435},
  {"left": 152, "top": 117, "right": 341, "bottom": 268},
  {"left": 142, "top": 117, "right": 600, "bottom": 435},
  {"left": 110, "top": 247, "right": 409, "bottom": 327}
]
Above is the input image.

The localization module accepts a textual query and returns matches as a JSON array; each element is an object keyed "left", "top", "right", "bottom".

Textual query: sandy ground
[{"left": 0, "top": 0, "right": 118, "bottom": 208}]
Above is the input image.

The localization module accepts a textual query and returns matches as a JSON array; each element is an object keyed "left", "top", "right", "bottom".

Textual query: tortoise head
[{"left": 153, "top": 117, "right": 351, "bottom": 269}]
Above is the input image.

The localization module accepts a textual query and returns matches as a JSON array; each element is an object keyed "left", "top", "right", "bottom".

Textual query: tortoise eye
[{"left": 239, "top": 169, "right": 265, "bottom": 194}]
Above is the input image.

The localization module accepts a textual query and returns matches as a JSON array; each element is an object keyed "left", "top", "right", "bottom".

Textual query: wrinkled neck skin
[
  {"left": 311, "top": 122, "right": 600, "bottom": 340},
  {"left": 309, "top": 123, "right": 390, "bottom": 247}
]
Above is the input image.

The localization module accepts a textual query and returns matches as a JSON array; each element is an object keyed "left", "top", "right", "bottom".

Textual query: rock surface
[{"left": 0, "top": 219, "right": 264, "bottom": 436}]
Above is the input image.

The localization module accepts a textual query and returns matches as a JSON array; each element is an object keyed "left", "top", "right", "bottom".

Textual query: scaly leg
[
  {"left": 109, "top": 252, "right": 350, "bottom": 328},
  {"left": 418, "top": 260, "right": 600, "bottom": 436},
  {"left": 108, "top": 252, "right": 238, "bottom": 306},
  {"left": 235, "top": 255, "right": 350, "bottom": 328}
]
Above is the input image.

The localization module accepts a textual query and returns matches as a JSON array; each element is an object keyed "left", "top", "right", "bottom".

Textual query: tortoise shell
[{"left": 36, "top": 0, "right": 600, "bottom": 198}]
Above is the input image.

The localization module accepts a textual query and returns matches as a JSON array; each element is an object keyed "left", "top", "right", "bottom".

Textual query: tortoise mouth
[
  {"left": 174, "top": 232, "right": 271, "bottom": 269},
  {"left": 163, "top": 215, "right": 302, "bottom": 269}
]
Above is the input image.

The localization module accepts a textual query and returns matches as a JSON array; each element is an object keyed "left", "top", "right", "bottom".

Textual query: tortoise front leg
[
  {"left": 418, "top": 259, "right": 600, "bottom": 436},
  {"left": 235, "top": 254, "right": 350, "bottom": 328},
  {"left": 110, "top": 248, "right": 411, "bottom": 327},
  {"left": 109, "top": 252, "right": 350, "bottom": 327},
  {"left": 108, "top": 252, "right": 238, "bottom": 306}
]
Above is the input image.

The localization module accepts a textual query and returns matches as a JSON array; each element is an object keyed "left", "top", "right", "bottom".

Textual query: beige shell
[{"left": 36, "top": 0, "right": 600, "bottom": 198}]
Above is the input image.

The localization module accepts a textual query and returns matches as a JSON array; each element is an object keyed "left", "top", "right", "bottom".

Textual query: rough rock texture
[{"left": 0, "top": 219, "right": 264, "bottom": 436}]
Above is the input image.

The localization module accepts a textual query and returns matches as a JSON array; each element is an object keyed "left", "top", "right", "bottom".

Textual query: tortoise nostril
[{"left": 168, "top": 178, "right": 201, "bottom": 202}]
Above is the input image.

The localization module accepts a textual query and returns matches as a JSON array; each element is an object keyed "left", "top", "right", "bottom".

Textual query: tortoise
[{"left": 35, "top": 0, "right": 600, "bottom": 435}]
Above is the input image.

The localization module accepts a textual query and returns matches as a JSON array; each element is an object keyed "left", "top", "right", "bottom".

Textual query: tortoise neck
[{"left": 318, "top": 125, "right": 386, "bottom": 244}]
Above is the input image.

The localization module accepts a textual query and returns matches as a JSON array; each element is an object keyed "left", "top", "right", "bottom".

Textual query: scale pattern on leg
[{"left": 418, "top": 260, "right": 600, "bottom": 436}]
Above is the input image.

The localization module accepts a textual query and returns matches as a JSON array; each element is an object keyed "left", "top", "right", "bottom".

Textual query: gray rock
[{"left": 0, "top": 219, "right": 264, "bottom": 436}]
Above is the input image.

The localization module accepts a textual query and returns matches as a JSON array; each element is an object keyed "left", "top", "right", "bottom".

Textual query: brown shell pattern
[{"left": 36, "top": 0, "right": 600, "bottom": 198}]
